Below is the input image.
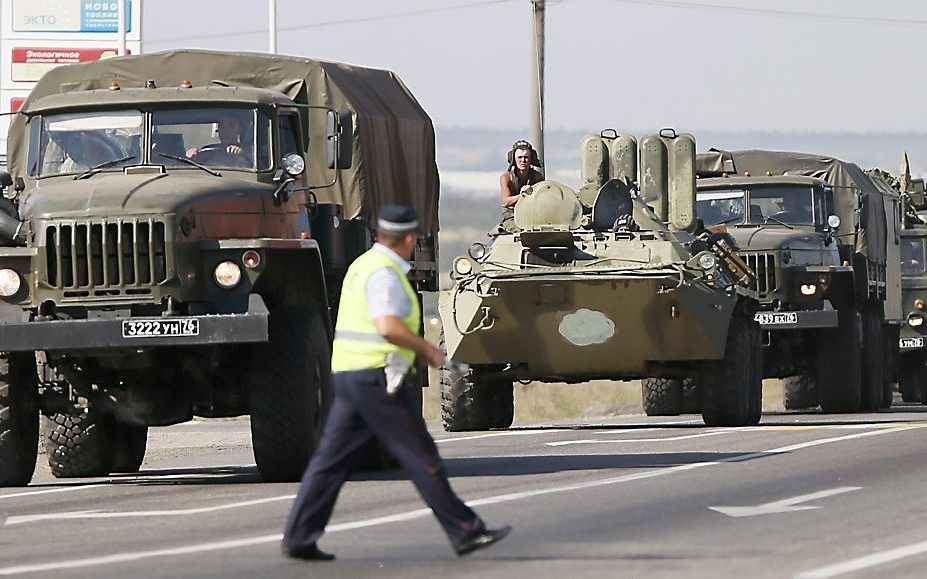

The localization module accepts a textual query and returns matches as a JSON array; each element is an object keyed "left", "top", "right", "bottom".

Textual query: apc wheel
[
  {"left": 681, "top": 379, "right": 701, "bottom": 414},
  {"left": 440, "top": 363, "right": 514, "bottom": 432},
  {"left": 44, "top": 406, "right": 114, "bottom": 478},
  {"left": 859, "top": 306, "right": 884, "bottom": 411},
  {"left": 818, "top": 307, "right": 862, "bottom": 413},
  {"left": 642, "top": 378, "right": 682, "bottom": 416},
  {"left": 110, "top": 421, "right": 148, "bottom": 473},
  {"left": 701, "top": 310, "right": 762, "bottom": 427},
  {"left": 783, "top": 375, "right": 819, "bottom": 410},
  {"left": 0, "top": 353, "right": 39, "bottom": 487},
  {"left": 249, "top": 307, "right": 332, "bottom": 482}
]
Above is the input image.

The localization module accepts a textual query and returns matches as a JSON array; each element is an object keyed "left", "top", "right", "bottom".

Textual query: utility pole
[
  {"left": 269, "top": 0, "right": 278, "bottom": 54},
  {"left": 530, "top": 0, "right": 545, "bottom": 167},
  {"left": 117, "top": 0, "right": 127, "bottom": 56}
]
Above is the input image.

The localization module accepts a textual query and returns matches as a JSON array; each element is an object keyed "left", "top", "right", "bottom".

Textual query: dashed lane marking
[
  {"left": 796, "top": 538, "right": 927, "bottom": 578},
  {"left": 547, "top": 430, "right": 733, "bottom": 447},
  {"left": 435, "top": 429, "right": 569, "bottom": 444},
  {"left": 0, "top": 425, "right": 917, "bottom": 576}
]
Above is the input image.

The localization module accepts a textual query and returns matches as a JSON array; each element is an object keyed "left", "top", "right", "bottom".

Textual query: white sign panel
[{"left": 12, "top": 1, "right": 132, "bottom": 33}]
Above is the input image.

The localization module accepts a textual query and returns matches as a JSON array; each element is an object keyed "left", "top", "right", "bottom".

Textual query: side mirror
[
  {"left": 0, "top": 172, "right": 12, "bottom": 189},
  {"left": 326, "top": 109, "right": 354, "bottom": 170}
]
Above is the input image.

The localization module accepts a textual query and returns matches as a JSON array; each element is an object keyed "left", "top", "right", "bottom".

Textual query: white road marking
[
  {"left": 436, "top": 429, "right": 569, "bottom": 444},
  {"left": 0, "top": 485, "right": 105, "bottom": 501},
  {"left": 709, "top": 486, "right": 862, "bottom": 518},
  {"left": 547, "top": 430, "right": 732, "bottom": 446},
  {"left": 796, "top": 538, "right": 927, "bottom": 578},
  {"left": 0, "top": 425, "right": 915, "bottom": 576},
  {"left": 4, "top": 494, "right": 297, "bottom": 526}
]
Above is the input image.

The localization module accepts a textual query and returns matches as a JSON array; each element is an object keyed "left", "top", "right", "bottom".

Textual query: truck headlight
[
  {"left": 909, "top": 314, "right": 925, "bottom": 327},
  {"left": 214, "top": 261, "right": 242, "bottom": 288},
  {"left": 0, "top": 269, "right": 21, "bottom": 297},
  {"left": 799, "top": 284, "right": 817, "bottom": 296},
  {"left": 468, "top": 242, "right": 487, "bottom": 260}
]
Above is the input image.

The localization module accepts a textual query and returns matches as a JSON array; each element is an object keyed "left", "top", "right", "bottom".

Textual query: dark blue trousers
[{"left": 282, "top": 368, "right": 485, "bottom": 550}]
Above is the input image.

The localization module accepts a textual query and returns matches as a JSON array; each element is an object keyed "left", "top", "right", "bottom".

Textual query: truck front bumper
[
  {"left": 0, "top": 294, "right": 268, "bottom": 352},
  {"left": 754, "top": 308, "right": 838, "bottom": 330}
]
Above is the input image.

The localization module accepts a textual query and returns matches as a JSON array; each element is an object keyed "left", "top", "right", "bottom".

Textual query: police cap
[{"left": 377, "top": 205, "right": 420, "bottom": 233}]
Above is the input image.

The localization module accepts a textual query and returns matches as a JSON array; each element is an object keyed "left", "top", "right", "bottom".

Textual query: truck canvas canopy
[{"left": 7, "top": 49, "right": 440, "bottom": 234}]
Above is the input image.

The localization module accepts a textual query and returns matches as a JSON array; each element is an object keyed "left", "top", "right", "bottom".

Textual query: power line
[
  {"left": 145, "top": 0, "right": 522, "bottom": 47},
  {"left": 609, "top": 0, "right": 927, "bottom": 28}
]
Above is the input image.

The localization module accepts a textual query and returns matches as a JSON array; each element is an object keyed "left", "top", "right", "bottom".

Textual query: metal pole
[
  {"left": 117, "top": 0, "right": 127, "bottom": 56},
  {"left": 529, "top": 0, "right": 545, "bottom": 167},
  {"left": 269, "top": 0, "right": 277, "bottom": 54}
]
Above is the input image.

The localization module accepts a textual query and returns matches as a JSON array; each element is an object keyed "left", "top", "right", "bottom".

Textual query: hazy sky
[{"left": 140, "top": 0, "right": 927, "bottom": 134}]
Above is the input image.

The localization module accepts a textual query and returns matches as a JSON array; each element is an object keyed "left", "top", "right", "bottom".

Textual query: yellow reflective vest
[{"left": 331, "top": 247, "right": 420, "bottom": 372}]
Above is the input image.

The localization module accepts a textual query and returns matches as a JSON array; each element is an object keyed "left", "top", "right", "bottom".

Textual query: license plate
[
  {"left": 122, "top": 319, "right": 200, "bottom": 338},
  {"left": 754, "top": 312, "right": 798, "bottom": 325},
  {"left": 900, "top": 337, "right": 925, "bottom": 349}
]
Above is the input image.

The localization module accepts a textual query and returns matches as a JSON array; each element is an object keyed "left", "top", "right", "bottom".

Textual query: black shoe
[
  {"left": 282, "top": 543, "right": 336, "bottom": 561},
  {"left": 455, "top": 526, "right": 512, "bottom": 556}
]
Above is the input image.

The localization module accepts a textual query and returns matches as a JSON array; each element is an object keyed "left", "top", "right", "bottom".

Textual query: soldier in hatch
[{"left": 498, "top": 140, "right": 544, "bottom": 233}]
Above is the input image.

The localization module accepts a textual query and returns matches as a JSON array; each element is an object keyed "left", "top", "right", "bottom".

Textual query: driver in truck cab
[
  {"left": 773, "top": 188, "right": 813, "bottom": 224},
  {"left": 185, "top": 113, "right": 249, "bottom": 165}
]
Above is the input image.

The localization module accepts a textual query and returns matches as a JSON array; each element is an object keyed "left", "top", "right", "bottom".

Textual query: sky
[{"left": 140, "top": 0, "right": 927, "bottom": 134}]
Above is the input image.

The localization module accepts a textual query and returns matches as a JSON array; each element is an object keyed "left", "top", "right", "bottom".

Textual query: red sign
[
  {"left": 11, "top": 47, "right": 130, "bottom": 82},
  {"left": 10, "top": 98, "right": 25, "bottom": 112}
]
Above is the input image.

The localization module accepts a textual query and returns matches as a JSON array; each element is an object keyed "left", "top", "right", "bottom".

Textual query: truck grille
[
  {"left": 744, "top": 251, "right": 779, "bottom": 297},
  {"left": 44, "top": 219, "right": 169, "bottom": 292}
]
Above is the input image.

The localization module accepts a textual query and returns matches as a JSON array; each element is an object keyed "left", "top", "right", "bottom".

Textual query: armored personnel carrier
[{"left": 439, "top": 130, "right": 761, "bottom": 430}]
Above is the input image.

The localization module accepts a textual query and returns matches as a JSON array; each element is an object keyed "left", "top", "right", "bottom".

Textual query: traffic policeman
[{"left": 282, "top": 205, "right": 511, "bottom": 561}]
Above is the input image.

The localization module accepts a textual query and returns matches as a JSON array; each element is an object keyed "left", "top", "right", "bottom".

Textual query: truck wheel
[
  {"left": 818, "top": 307, "right": 862, "bottom": 413},
  {"left": 0, "top": 353, "right": 39, "bottom": 487},
  {"left": 701, "top": 310, "right": 762, "bottom": 427},
  {"left": 249, "top": 307, "right": 332, "bottom": 483},
  {"left": 681, "top": 379, "right": 701, "bottom": 414},
  {"left": 881, "top": 329, "right": 896, "bottom": 409},
  {"left": 642, "top": 378, "right": 682, "bottom": 416},
  {"left": 859, "top": 307, "right": 884, "bottom": 411},
  {"left": 110, "top": 421, "right": 148, "bottom": 473},
  {"left": 440, "top": 363, "right": 514, "bottom": 432},
  {"left": 783, "top": 375, "right": 819, "bottom": 410},
  {"left": 44, "top": 406, "right": 114, "bottom": 478},
  {"left": 900, "top": 355, "right": 927, "bottom": 403}
]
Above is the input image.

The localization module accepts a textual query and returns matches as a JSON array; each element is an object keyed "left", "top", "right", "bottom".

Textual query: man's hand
[
  {"left": 185, "top": 147, "right": 199, "bottom": 158},
  {"left": 421, "top": 344, "right": 446, "bottom": 368},
  {"left": 225, "top": 144, "right": 242, "bottom": 156},
  {"left": 374, "top": 315, "right": 447, "bottom": 369},
  {"left": 520, "top": 184, "right": 533, "bottom": 196}
]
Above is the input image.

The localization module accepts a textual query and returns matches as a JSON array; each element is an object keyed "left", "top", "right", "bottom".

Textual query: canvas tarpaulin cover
[{"left": 7, "top": 50, "right": 439, "bottom": 233}]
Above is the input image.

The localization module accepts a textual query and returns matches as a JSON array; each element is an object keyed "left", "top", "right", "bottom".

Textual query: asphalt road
[{"left": 4, "top": 406, "right": 927, "bottom": 578}]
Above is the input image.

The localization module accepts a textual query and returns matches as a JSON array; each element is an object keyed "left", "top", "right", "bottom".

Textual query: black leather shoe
[
  {"left": 282, "top": 543, "right": 336, "bottom": 561},
  {"left": 455, "top": 525, "right": 512, "bottom": 556}
]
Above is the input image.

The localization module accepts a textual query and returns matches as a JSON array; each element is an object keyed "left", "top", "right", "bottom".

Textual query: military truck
[
  {"left": 693, "top": 150, "right": 902, "bottom": 413},
  {"left": 440, "top": 130, "right": 762, "bottom": 430},
  {"left": 870, "top": 162, "right": 927, "bottom": 403},
  {"left": 0, "top": 50, "right": 440, "bottom": 486}
]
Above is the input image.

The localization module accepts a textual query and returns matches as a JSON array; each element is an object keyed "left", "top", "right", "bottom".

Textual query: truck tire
[
  {"left": 859, "top": 306, "right": 884, "bottom": 411},
  {"left": 900, "top": 355, "right": 926, "bottom": 403},
  {"left": 642, "top": 378, "right": 683, "bottom": 416},
  {"left": 818, "top": 307, "right": 862, "bottom": 413},
  {"left": 882, "top": 329, "right": 896, "bottom": 409},
  {"left": 701, "top": 310, "right": 762, "bottom": 427},
  {"left": 0, "top": 353, "right": 39, "bottom": 487},
  {"left": 783, "top": 375, "right": 819, "bottom": 410},
  {"left": 681, "top": 379, "right": 701, "bottom": 414},
  {"left": 249, "top": 307, "right": 332, "bottom": 482},
  {"left": 441, "top": 363, "right": 514, "bottom": 432},
  {"left": 44, "top": 407, "right": 114, "bottom": 478},
  {"left": 110, "top": 421, "right": 148, "bottom": 473}
]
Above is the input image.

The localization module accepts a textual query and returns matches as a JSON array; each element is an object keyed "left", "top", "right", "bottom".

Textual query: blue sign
[{"left": 80, "top": 1, "right": 133, "bottom": 33}]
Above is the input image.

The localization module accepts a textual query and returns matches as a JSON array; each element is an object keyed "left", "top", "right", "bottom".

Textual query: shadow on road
[
  {"left": 352, "top": 452, "right": 772, "bottom": 481},
  {"left": 20, "top": 466, "right": 263, "bottom": 489}
]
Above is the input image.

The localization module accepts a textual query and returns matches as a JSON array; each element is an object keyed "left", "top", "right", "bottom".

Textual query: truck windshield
[
  {"left": 31, "top": 111, "right": 142, "bottom": 177},
  {"left": 902, "top": 237, "right": 926, "bottom": 274},
  {"left": 748, "top": 186, "right": 817, "bottom": 225},
  {"left": 696, "top": 190, "right": 746, "bottom": 226},
  {"left": 150, "top": 108, "right": 271, "bottom": 171}
]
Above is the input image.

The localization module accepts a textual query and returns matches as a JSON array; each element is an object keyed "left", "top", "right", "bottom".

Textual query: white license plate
[
  {"left": 122, "top": 319, "right": 200, "bottom": 338},
  {"left": 900, "top": 337, "right": 925, "bottom": 349},
  {"left": 754, "top": 312, "right": 798, "bottom": 325}
]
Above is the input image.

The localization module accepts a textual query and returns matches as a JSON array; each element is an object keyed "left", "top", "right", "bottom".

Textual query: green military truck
[
  {"left": 0, "top": 50, "right": 440, "bottom": 486},
  {"left": 693, "top": 150, "right": 902, "bottom": 413}
]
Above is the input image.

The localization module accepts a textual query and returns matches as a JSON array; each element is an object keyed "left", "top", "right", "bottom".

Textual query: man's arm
[
  {"left": 374, "top": 315, "right": 445, "bottom": 368},
  {"left": 500, "top": 172, "right": 521, "bottom": 208}
]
